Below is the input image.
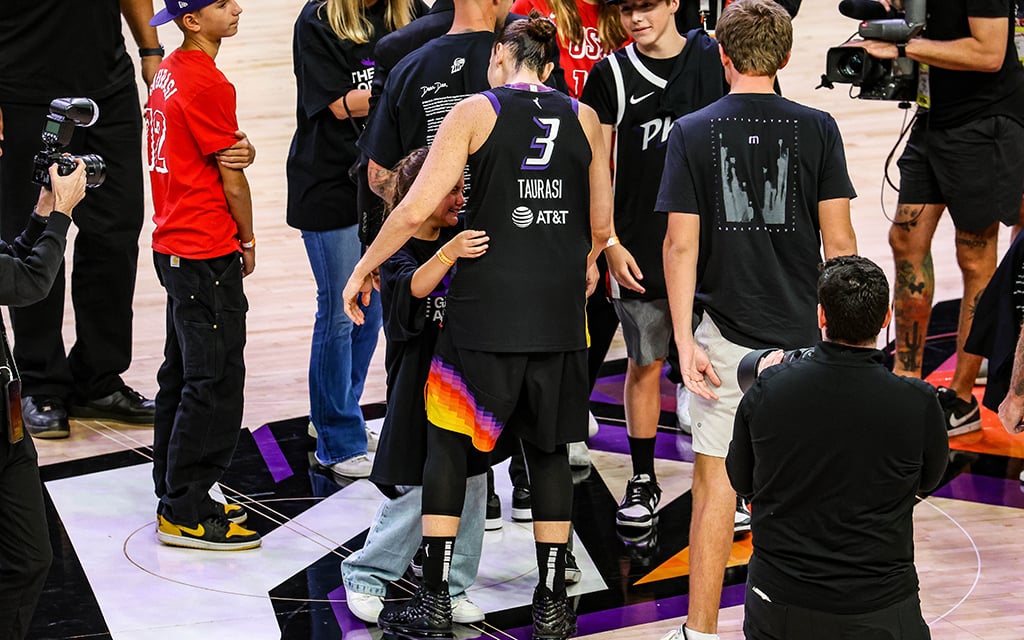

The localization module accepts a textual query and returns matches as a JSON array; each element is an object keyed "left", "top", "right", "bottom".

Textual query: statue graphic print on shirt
[{"left": 713, "top": 117, "right": 798, "bottom": 231}]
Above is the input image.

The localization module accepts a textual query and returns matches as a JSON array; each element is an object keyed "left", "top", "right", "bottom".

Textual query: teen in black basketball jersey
[
  {"left": 580, "top": 0, "right": 725, "bottom": 532},
  {"left": 343, "top": 14, "right": 612, "bottom": 640}
]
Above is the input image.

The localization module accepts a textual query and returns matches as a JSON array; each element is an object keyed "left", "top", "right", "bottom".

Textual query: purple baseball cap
[{"left": 150, "top": 0, "right": 219, "bottom": 25}]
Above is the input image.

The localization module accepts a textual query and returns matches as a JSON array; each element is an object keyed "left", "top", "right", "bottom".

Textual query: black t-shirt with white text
[
  {"left": 655, "top": 93, "right": 856, "bottom": 350},
  {"left": 372, "top": 230, "right": 455, "bottom": 487},
  {"left": 923, "top": 0, "right": 1024, "bottom": 128},
  {"left": 359, "top": 31, "right": 494, "bottom": 169},
  {"left": 286, "top": 0, "right": 388, "bottom": 231}
]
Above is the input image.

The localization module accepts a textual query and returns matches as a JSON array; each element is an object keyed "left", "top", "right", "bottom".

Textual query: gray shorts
[{"left": 612, "top": 298, "right": 673, "bottom": 366}]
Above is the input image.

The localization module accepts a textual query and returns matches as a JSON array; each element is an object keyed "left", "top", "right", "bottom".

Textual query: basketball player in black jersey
[{"left": 343, "top": 15, "right": 612, "bottom": 640}]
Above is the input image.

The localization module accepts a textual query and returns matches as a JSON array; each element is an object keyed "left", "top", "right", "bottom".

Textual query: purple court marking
[
  {"left": 589, "top": 420, "right": 694, "bottom": 463},
  {"left": 591, "top": 373, "right": 627, "bottom": 404},
  {"left": 328, "top": 584, "right": 374, "bottom": 639},
  {"left": 500, "top": 583, "right": 746, "bottom": 639},
  {"left": 932, "top": 473, "right": 1024, "bottom": 509},
  {"left": 251, "top": 424, "right": 294, "bottom": 483}
]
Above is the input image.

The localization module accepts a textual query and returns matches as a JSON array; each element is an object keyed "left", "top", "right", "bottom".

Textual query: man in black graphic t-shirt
[
  {"left": 858, "top": 0, "right": 1024, "bottom": 438},
  {"left": 358, "top": 0, "right": 516, "bottom": 196},
  {"left": 656, "top": 2, "right": 857, "bottom": 639}
]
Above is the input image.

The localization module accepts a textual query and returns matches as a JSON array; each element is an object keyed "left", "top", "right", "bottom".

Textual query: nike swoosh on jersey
[{"left": 629, "top": 92, "right": 655, "bottom": 105}]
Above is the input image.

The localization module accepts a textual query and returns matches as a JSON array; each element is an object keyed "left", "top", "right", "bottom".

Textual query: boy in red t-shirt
[{"left": 146, "top": 0, "right": 259, "bottom": 551}]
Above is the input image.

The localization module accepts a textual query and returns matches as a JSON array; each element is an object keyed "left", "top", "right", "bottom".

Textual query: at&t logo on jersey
[
  {"left": 512, "top": 206, "right": 534, "bottom": 228},
  {"left": 511, "top": 206, "right": 568, "bottom": 228}
]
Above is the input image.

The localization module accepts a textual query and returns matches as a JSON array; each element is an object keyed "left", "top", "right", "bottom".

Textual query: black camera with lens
[
  {"left": 31, "top": 98, "right": 106, "bottom": 190},
  {"left": 820, "top": 0, "right": 925, "bottom": 102},
  {"left": 737, "top": 347, "right": 815, "bottom": 394}
]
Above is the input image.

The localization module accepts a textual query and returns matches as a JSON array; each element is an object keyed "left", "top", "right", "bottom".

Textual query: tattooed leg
[
  {"left": 889, "top": 203, "right": 943, "bottom": 377},
  {"left": 949, "top": 223, "right": 999, "bottom": 399}
]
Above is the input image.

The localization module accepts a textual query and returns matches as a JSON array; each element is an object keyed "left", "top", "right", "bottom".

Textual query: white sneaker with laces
[
  {"left": 451, "top": 596, "right": 485, "bottom": 623},
  {"left": 308, "top": 422, "right": 379, "bottom": 453},
  {"left": 317, "top": 452, "right": 374, "bottom": 478},
  {"left": 345, "top": 588, "right": 383, "bottom": 623}
]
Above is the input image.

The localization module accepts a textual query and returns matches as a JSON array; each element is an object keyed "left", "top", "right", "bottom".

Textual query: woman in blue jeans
[{"left": 286, "top": 0, "right": 417, "bottom": 476}]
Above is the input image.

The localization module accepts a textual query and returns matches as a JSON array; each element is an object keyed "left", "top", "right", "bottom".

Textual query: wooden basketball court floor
[{"left": 16, "top": 0, "right": 1024, "bottom": 637}]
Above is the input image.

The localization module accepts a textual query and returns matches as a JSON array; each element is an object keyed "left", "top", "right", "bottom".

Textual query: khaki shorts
[{"left": 689, "top": 315, "right": 749, "bottom": 458}]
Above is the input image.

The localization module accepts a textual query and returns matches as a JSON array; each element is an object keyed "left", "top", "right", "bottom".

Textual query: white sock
[{"left": 683, "top": 626, "right": 720, "bottom": 640}]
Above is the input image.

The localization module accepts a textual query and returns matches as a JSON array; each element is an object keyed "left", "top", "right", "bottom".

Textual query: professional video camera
[
  {"left": 737, "top": 347, "right": 815, "bottom": 394},
  {"left": 820, "top": 0, "right": 925, "bottom": 101},
  {"left": 31, "top": 97, "right": 106, "bottom": 189}
]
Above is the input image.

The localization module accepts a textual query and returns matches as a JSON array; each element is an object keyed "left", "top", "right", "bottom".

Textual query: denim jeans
[
  {"left": 301, "top": 226, "right": 382, "bottom": 465},
  {"left": 341, "top": 472, "right": 486, "bottom": 599},
  {"left": 152, "top": 252, "right": 247, "bottom": 524}
]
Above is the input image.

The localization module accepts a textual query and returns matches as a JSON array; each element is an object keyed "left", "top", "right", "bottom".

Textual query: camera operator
[
  {"left": 858, "top": 0, "right": 1024, "bottom": 436},
  {"left": 726, "top": 255, "right": 948, "bottom": 640},
  {"left": 0, "top": 158, "right": 86, "bottom": 640}
]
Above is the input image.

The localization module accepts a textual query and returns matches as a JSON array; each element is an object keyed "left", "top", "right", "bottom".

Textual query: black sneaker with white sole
[
  {"left": 564, "top": 549, "right": 581, "bottom": 585},
  {"left": 512, "top": 486, "right": 532, "bottom": 522},
  {"left": 734, "top": 497, "right": 751, "bottom": 534},
  {"left": 936, "top": 386, "right": 982, "bottom": 436},
  {"left": 616, "top": 474, "right": 661, "bottom": 529},
  {"left": 156, "top": 513, "right": 261, "bottom": 551},
  {"left": 486, "top": 492, "right": 503, "bottom": 530}
]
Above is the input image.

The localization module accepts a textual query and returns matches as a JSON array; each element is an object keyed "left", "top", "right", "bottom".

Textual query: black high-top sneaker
[
  {"left": 378, "top": 581, "right": 453, "bottom": 638},
  {"left": 532, "top": 585, "right": 577, "bottom": 640}
]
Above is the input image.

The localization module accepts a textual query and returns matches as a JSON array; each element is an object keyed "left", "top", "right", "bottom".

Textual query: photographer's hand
[
  {"left": 45, "top": 160, "right": 87, "bottom": 218},
  {"left": 216, "top": 131, "right": 257, "bottom": 169}
]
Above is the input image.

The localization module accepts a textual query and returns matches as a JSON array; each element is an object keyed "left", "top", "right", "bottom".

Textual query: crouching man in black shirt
[
  {"left": 727, "top": 255, "right": 949, "bottom": 640},
  {"left": 0, "top": 156, "right": 87, "bottom": 640}
]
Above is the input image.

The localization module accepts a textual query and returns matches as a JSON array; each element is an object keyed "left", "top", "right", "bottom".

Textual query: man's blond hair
[{"left": 715, "top": 0, "right": 792, "bottom": 76}]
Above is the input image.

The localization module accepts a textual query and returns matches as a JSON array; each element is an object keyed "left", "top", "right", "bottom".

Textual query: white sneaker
[
  {"left": 568, "top": 441, "right": 591, "bottom": 468},
  {"left": 451, "top": 596, "right": 485, "bottom": 623},
  {"left": 345, "top": 588, "right": 383, "bottom": 623},
  {"left": 676, "top": 384, "right": 692, "bottom": 435},
  {"left": 587, "top": 411, "right": 599, "bottom": 438},
  {"left": 308, "top": 421, "right": 379, "bottom": 454},
  {"left": 660, "top": 630, "right": 685, "bottom": 640},
  {"left": 318, "top": 453, "right": 374, "bottom": 479}
]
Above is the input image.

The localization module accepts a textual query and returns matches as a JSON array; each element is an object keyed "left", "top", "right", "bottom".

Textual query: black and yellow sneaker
[
  {"left": 157, "top": 513, "right": 261, "bottom": 551},
  {"left": 221, "top": 502, "right": 248, "bottom": 524}
]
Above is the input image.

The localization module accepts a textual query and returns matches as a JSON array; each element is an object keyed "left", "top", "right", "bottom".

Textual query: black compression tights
[{"left": 422, "top": 425, "right": 573, "bottom": 522}]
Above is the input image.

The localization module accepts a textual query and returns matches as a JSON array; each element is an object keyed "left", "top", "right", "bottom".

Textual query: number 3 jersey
[
  {"left": 147, "top": 49, "right": 242, "bottom": 259},
  {"left": 445, "top": 85, "right": 592, "bottom": 353}
]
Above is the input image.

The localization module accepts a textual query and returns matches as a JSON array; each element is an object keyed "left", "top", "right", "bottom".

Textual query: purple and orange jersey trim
[{"left": 425, "top": 356, "right": 505, "bottom": 452}]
